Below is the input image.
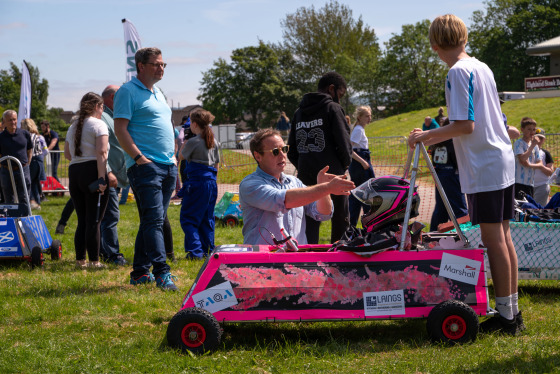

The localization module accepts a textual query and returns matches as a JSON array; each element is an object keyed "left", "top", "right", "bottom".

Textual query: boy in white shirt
[
  {"left": 409, "top": 14, "right": 522, "bottom": 335},
  {"left": 513, "top": 117, "right": 546, "bottom": 199}
]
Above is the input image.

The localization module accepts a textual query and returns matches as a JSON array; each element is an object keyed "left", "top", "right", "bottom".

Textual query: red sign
[{"left": 525, "top": 75, "right": 560, "bottom": 91}]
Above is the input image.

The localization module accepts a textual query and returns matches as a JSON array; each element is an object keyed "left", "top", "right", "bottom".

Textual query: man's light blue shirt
[
  {"left": 239, "top": 166, "right": 332, "bottom": 245},
  {"left": 113, "top": 76, "right": 175, "bottom": 168}
]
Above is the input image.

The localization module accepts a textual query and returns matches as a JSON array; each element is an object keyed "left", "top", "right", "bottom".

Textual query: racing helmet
[{"left": 351, "top": 176, "right": 420, "bottom": 232}]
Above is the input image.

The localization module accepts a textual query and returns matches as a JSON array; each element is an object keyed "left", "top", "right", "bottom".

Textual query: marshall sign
[{"left": 525, "top": 75, "right": 560, "bottom": 91}]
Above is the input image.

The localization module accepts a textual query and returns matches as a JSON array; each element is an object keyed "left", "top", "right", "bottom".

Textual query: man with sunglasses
[
  {"left": 114, "top": 47, "right": 178, "bottom": 291},
  {"left": 288, "top": 71, "right": 353, "bottom": 244},
  {"left": 240, "top": 129, "right": 354, "bottom": 245}
]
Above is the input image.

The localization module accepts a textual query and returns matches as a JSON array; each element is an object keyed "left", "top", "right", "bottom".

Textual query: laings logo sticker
[
  {"left": 192, "top": 281, "right": 238, "bottom": 313},
  {"left": 0, "top": 231, "right": 15, "bottom": 244},
  {"left": 439, "top": 252, "right": 481, "bottom": 285},
  {"left": 363, "top": 290, "right": 405, "bottom": 317}
]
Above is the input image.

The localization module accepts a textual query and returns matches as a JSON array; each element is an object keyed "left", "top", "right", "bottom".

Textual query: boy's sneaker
[
  {"left": 156, "top": 272, "right": 178, "bottom": 291},
  {"left": 55, "top": 224, "right": 65, "bottom": 234},
  {"left": 479, "top": 314, "right": 518, "bottom": 336},
  {"left": 130, "top": 273, "right": 155, "bottom": 285},
  {"left": 516, "top": 311, "right": 526, "bottom": 332}
]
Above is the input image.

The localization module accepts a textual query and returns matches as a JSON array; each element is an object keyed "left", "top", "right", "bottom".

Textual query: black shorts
[{"left": 467, "top": 185, "right": 515, "bottom": 226}]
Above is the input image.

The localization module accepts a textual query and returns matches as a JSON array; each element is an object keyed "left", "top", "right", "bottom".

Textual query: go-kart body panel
[{"left": 181, "top": 245, "right": 488, "bottom": 323}]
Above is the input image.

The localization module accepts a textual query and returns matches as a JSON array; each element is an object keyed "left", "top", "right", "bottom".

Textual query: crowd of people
[{"left": 2, "top": 14, "right": 551, "bottom": 337}]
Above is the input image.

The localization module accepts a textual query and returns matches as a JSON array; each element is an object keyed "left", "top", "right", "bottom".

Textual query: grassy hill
[{"left": 365, "top": 96, "right": 560, "bottom": 138}]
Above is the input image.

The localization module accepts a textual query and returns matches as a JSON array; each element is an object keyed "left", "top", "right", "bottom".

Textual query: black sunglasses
[{"left": 260, "top": 145, "right": 289, "bottom": 156}]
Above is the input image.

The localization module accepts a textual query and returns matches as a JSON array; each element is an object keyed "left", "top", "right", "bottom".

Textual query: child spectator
[
  {"left": 178, "top": 109, "right": 220, "bottom": 259},
  {"left": 514, "top": 117, "right": 547, "bottom": 200},
  {"left": 532, "top": 128, "right": 555, "bottom": 206},
  {"left": 348, "top": 105, "right": 375, "bottom": 227},
  {"left": 409, "top": 14, "right": 522, "bottom": 334},
  {"left": 429, "top": 118, "right": 468, "bottom": 230}
]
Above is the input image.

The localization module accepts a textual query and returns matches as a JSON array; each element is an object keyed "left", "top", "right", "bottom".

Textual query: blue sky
[{"left": 1, "top": 0, "right": 482, "bottom": 113}]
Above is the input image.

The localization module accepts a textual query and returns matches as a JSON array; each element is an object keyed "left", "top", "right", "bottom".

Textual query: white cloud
[
  {"left": 85, "top": 38, "right": 122, "bottom": 47},
  {"left": 0, "top": 22, "right": 27, "bottom": 32}
]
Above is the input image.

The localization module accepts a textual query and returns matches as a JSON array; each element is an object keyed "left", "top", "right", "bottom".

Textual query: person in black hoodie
[{"left": 288, "top": 72, "right": 353, "bottom": 244}]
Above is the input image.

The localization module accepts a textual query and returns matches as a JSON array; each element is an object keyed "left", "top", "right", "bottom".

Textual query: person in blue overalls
[
  {"left": 178, "top": 109, "right": 220, "bottom": 259},
  {"left": 348, "top": 105, "right": 375, "bottom": 227}
]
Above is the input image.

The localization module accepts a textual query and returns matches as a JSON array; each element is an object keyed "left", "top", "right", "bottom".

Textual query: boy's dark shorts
[{"left": 467, "top": 185, "right": 515, "bottom": 226}]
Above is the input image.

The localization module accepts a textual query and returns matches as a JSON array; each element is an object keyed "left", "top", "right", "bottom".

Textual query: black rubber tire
[
  {"left": 427, "top": 300, "right": 479, "bottom": 345},
  {"left": 31, "top": 246, "right": 44, "bottom": 269},
  {"left": 50, "top": 239, "right": 62, "bottom": 260},
  {"left": 223, "top": 215, "right": 239, "bottom": 227},
  {"left": 167, "top": 308, "right": 222, "bottom": 354}
]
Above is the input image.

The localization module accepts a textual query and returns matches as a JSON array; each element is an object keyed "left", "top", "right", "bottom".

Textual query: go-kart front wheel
[
  {"left": 49, "top": 239, "right": 62, "bottom": 260},
  {"left": 167, "top": 307, "right": 222, "bottom": 354},
  {"left": 427, "top": 300, "right": 478, "bottom": 345},
  {"left": 31, "top": 246, "right": 44, "bottom": 269}
]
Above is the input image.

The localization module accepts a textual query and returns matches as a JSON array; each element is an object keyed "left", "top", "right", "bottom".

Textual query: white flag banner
[
  {"left": 17, "top": 60, "right": 31, "bottom": 128},
  {"left": 122, "top": 19, "right": 142, "bottom": 82}
]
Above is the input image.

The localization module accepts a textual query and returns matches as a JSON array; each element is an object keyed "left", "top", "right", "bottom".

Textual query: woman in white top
[
  {"left": 64, "top": 92, "right": 109, "bottom": 268},
  {"left": 348, "top": 105, "right": 375, "bottom": 227}
]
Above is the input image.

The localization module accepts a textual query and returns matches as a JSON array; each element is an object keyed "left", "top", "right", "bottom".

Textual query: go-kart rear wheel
[
  {"left": 167, "top": 307, "right": 222, "bottom": 354},
  {"left": 427, "top": 300, "right": 478, "bottom": 345},
  {"left": 223, "top": 215, "right": 239, "bottom": 227},
  {"left": 49, "top": 239, "right": 62, "bottom": 260},
  {"left": 31, "top": 246, "right": 44, "bottom": 269}
]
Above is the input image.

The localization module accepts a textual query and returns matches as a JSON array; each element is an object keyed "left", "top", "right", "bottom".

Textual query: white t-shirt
[
  {"left": 67, "top": 116, "right": 109, "bottom": 165},
  {"left": 514, "top": 138, "right": 540, "bottom": 186},
  {"left": 445, "top": 57, "right": 515, "bottom": 194},
  {"left": 533, "top": 149, "right": 549, "bottom": 187},
  {"left": 350, "top": 125, "right": 368, "bottom": 149}
]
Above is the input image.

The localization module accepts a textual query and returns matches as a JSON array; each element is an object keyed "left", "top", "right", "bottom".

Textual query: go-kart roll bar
[
  {"left": 399, "top": 143, "right": 468, "bottom": 250},
  {"left": 0, "top": 156, "right": 32, "bottom": 217}
]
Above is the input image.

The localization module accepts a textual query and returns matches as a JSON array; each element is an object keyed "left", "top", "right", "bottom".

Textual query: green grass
[
  {"left": 365, "top": 97, "right": 560, "bottom": 137},
  {"left": 1, "top": 196, "right": 560, "bottom": 373}
]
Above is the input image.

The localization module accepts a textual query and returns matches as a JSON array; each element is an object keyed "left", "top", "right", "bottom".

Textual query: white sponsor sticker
[
  {"left": 363, "top": 290, "right": 405, "bottom": 316},
  {"left": 0, "top": 221, "right": 7, "bottom": 226},
  {"left": 0, "top": 247, "right": 18, "bottom": 252},
  {"left": 439, "top": 252, "right": 481, "bottom": 285},
  {"left": 0, "top": 231, "right": 15, "bottom": 243},
  {"left": 192, "top": 281, "right": 238, "bottom": 313},
  {"left": 218, "top": 245, "right": 250, "bottom": 252}
]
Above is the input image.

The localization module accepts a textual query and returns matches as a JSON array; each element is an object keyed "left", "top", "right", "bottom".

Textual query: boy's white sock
[
  {"left": 496, "top": 295, "right": 513, "bottom": 320},
  {"left": 511, "top": 292, "right": 519, "bottom": 316}
]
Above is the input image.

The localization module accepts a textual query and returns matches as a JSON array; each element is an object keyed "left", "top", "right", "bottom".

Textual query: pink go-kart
[{"left": 166, "top": 144, "right": 494, "bottom": 353}]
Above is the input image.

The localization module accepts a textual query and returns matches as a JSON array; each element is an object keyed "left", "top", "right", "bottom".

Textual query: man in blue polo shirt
[
  {"left": 114, "top": 47, "right": 178, "bottom": 291},
  {"left": 0, "top": 110, "right": 32, "bottom": 214}
]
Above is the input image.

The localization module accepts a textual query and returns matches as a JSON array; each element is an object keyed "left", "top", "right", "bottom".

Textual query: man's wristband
[{"left": 134, "top": 154, "right": 143, "bottom": 162}]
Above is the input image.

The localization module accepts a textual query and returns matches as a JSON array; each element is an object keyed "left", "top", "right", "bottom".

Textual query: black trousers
[
  {"left": 305, "top": 194, "right": 349, "bottom": 244},
  {"left": 69, "top": 161, "right": 109, "bottom": 261}
]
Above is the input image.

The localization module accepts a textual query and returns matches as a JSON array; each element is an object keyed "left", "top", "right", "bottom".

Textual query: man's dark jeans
[
  {"left": 127, "top": 161, "right": 176, "bottom": 278},
  {"left": 51, "top": 152, "right": 60, "bottom": 182},
  {"left": 100, "top": 187, "right": 124, "bottom": 261}
]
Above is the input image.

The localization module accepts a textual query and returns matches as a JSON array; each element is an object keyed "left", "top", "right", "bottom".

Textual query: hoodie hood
[{"left": 299, "top": 92, "right": 334, "bottom": 116}]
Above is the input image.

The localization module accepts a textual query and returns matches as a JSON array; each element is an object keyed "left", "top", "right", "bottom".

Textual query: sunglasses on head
[{"left": 261, "top": 145, "right": 289, "bottom": 156}]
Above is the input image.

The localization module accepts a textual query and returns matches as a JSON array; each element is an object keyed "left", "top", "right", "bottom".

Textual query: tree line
[
  {"left": 1, "top": 0, "right": 559, "bottom": 132},
  {"left": 198, "top": 0, "right": 560, "bottom": 129}
]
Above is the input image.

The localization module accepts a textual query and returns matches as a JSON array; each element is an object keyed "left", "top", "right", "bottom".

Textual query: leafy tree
[
  {"left": 380, "top": 20, "right": 447, "bottom": 114},
  {"left": 0, "top": 62, "right": 49, "bottom": 120},
  {"left": 198, "top": 41, "right": 301, "bottom": 130},
  {"left": 469, "top": 0, "right": 560, "bottom": 92},
  {"left": 280, "top": 0, "right": 381, "bottom": 100}
]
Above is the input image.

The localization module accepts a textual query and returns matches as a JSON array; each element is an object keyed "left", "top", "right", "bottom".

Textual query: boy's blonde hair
[{"left": 429, "top": 14, "right": 468, "bottom": 50}]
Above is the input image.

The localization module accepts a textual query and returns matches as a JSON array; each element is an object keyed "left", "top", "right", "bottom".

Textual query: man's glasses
[
  {"left": 260, "top": 145, "right": 289, "bottom": 156},
  {"left": 144, "top": 62, "right": 167, "bottom": 68}
]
